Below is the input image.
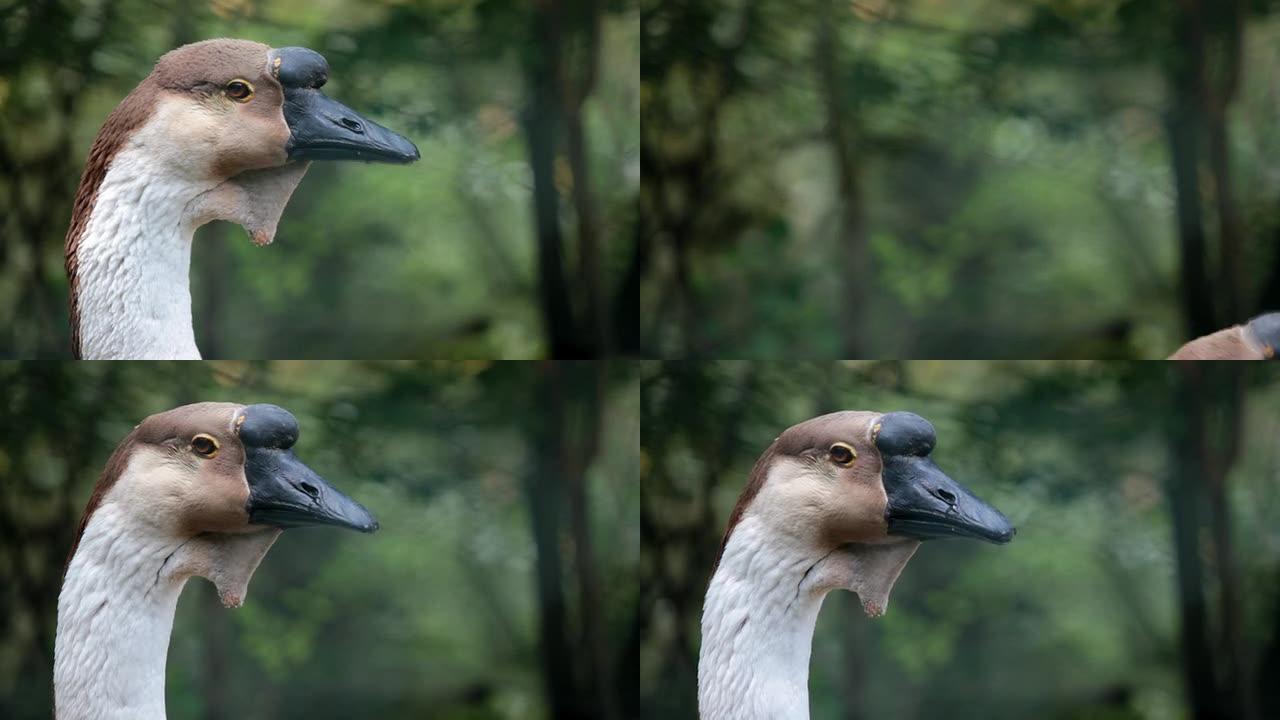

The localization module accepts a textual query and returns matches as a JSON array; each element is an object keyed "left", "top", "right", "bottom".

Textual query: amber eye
[
  {"left": 829, "top": 442, "right": 857, "bottom": 466},
  {"left": 225, "top": 79, "right": 254, "bottom": 102},
  {"left": 192, "top": 434, "right": 220, "bottom": 458}
]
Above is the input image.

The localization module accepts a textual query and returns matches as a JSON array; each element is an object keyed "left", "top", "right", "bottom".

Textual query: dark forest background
[
  {"left": 0, "top": 360, "right": 639, "bottom": 719},
  {"left": 642, "top": 0, "right": 1280, "bottom": 358},
  {"left": 0, "top": 0, "right": 639, "bottom": 359},
  {"left": 642, "top": 361, "right": 1280, "bottom": 719}
]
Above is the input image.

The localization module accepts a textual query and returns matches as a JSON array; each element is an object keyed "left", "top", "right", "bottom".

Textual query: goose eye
[
  {"left": 829, "top": 442, "right": 856, "bottom": 466},
  {"left": 225, "top": 79, "right": 254, "bottom": 102},
  {"left": 191, "top": 434, "right": 220, "bottom": 458}
]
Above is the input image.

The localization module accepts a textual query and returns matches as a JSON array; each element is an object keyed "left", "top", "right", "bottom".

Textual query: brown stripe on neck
[
  {"left": 710, "top": 441, "right": 780, "bottom": 576},
  {"left": 64, "top": 78, "right": 161, "bottom": 358},
  {"left": 63, "top": 428, "right": 141, "bottom": 578}
]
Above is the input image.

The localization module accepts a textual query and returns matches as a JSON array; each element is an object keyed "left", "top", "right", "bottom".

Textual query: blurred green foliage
[
  {"left": 0, "top": 360, "right": 638, "bottom": 719},
  {"left": 641, "top": 0, "right": 1280, "bottom": 358},
  {"left": 641, "top": 361, "right": 1280, "bottom": 719},
  {"left": 0, "top": 0, "right": 639, "bottom": 358}
]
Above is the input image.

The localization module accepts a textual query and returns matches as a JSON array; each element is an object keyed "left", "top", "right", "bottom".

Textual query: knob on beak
[
  {"left": 238, "top": 404, "right": 379, "bottom": 533},
  {"left": 876, "top": 412, "right": 1015, "bottom": 544},
  {"left": 271, "top": 46, "right": 420, "bottom": 164}
]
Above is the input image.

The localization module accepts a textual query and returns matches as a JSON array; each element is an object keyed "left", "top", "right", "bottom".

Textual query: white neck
[
  {"left": 55, "top": 503, "right": 190, "bottom": 720},
  {"left": 698, "top": 515, "right": 918, "bottom": 720},
  {"left": 72, "top": 139, "right": 216, "bottom": 360},
  {"left": 70, "top": 98, "right": 311, "bottom": 360},
  {"left": 55, "top": 481, "right": 279, "bottom": 719}
]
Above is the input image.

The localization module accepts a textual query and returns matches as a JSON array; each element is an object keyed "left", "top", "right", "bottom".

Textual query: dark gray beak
[
  {"left": 272, "top": 46, "right": 419, "bottom": 164},
  {"left": 240, "top": 404, "right": 379, "bottom": 533},
  {"left": 876, "top": 412, "right": 1015, "bottom": 544}
]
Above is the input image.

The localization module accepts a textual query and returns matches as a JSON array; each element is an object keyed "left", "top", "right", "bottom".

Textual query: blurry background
[
  {"left": 641, "top": 361, "right": 1280, "bottom": 719},
  {"left": 0, "top": 360, "right": 638, "bottom": 719},
  {"left": 0, "top": 0, "right": 639, "bottom": 359},
  {"left": 642, "top": 0, "right": 1280, "bottom": 358}
]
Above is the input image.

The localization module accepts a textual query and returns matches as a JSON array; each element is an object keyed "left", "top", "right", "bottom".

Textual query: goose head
[
  {"left": 67, "top": 401, "right": 377, "bottom": 605},
  {"left": 700, "top": 411, "right": 1013, "bottom": 719},
  {"left": 66, "top": 39, "right": 419, "bottom": 359},
  {"left": 82, "top": 38, "right": 418, "bottom": 244},
  {"left": 55, "top": 402, "right": 376, "bottom": 717},
  {"left": 141, "top": 40, "right": 419, "bottom": 176},
  {"left": 717, "top": 410, "right": 1014, "bottom": 615}
]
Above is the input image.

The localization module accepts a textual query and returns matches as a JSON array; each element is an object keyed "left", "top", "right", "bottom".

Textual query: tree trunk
[
  {"left": 562, "top": 0, "right": 606, "bottom": 356},
  {"left": 815, "top": 1, "right": 869, "bottom": 357},
  {"left": 200, "top": 587, "right": 230, "bottom": 720},
  {"left": 524, "top": 363, "right": 586, "bottom": 719},
  {"left": 838, "top": 590, "right": 870, "bottom": 720},
  {"left": 1204, "top": 0, "right": 1246, "bottom": 324},
  {"left": 1167, "top": 363, "right": 1258, "bottom": 720},
  {"left": 523, "top": 3, "right": 583, "bottom": 358},
  {"left": 614, "top": 220, "right": 646, "bottom": 355},
  {"left": 1256, "top": 223, "right": 1280, "bottom": 311},
  {"left": 562, "top": 362, "right": 617, "bottom": 720},
  {"left": 1257, "top": 563, "right": 1280, "bottom": 717},
  {"left": 1165, "top": 0, "right": 1216, "bottom": 338},
  {"left": 1168, "top": 364, "right": 1225, "bottom": 720},
  {"left": 1206, "top": 114, "right": 1243, "bottom": 323},
  {"left": 195, "top": 225, "right": 231, "bottom": 359},
  {"left": 1200, "top": 365, "right": 1255, "bottom": 720}
]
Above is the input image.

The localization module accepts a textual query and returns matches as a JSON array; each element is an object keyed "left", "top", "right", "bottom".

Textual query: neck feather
[
  {"left": 55, "top": 478, "right": 280, "bottom": 720},
  {"left": 699, "top": 515, "right": 918, "bottom": 720},
  {"left": 69, "top": 138, "right": 215, "bottom": 360},
  {"left": 54, "top": 503, "right": 189, "bottom": 720},
  {"left": 65, "top": 94, "right": 310, "bottom": 360},
  {"left": 699, "top": 516, "right": 829, "bottom": 720}
]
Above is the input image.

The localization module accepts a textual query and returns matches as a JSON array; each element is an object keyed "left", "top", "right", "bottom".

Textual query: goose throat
[
  {"left": 67, "top": 107, "right": 310, "bottom": 360},
  {"left": 54, "top": 500, "right": 280, "bottom": 720},
  {"left": 699, "top": 515, "right": 919, "bottom": 720}
]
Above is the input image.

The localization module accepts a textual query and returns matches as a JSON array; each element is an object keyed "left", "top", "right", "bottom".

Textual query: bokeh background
[
  {"left": 642, "top": 0, "right": 1280, "bottom": 358},
  {"left": 0, "top": 0, "right": 639, "bottom": 359},
  {"left": 0, "top": 360, "right": 638, "bottom": 719},
  {"left": 641, "top": 361, "right": 1280, "bottom": 719}
]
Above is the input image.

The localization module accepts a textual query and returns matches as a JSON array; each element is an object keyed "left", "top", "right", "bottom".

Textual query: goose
[
  {"left": 54, "top": 402, "right": 378, "bottom": 720},
  {"left": 65, "top": 39, "right": 419, "bottom": 360},
  {"left": 698, "top": 410, "right": 1015, "bottom": 720},
  {"left": 1168, "top": 312, "right": 1280, "bottom": 359}
]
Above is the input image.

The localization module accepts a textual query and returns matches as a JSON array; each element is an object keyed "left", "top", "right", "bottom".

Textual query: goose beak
[
  {"left": 882, "top": 457, "right": 1015, "bottom": 544},
  {"left": 272, "top": 46, "right": 419, "bottom": 164},
  {"left": 244, "top": 448, "right": 379, "bottom": 533},
  {"left": 283, "top": 91, "right": 420, "bottom": 163}
]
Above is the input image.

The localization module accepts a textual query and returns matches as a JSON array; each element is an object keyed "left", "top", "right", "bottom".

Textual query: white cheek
[
  {"left": 137, "top": 97, "right": 224, "bottom": 179},
  {"left": 749, "top": 459, "right": 831, "bottom": 547},
  {"left": 108, "top": 448, "right": 195, "bottom": 533}
]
